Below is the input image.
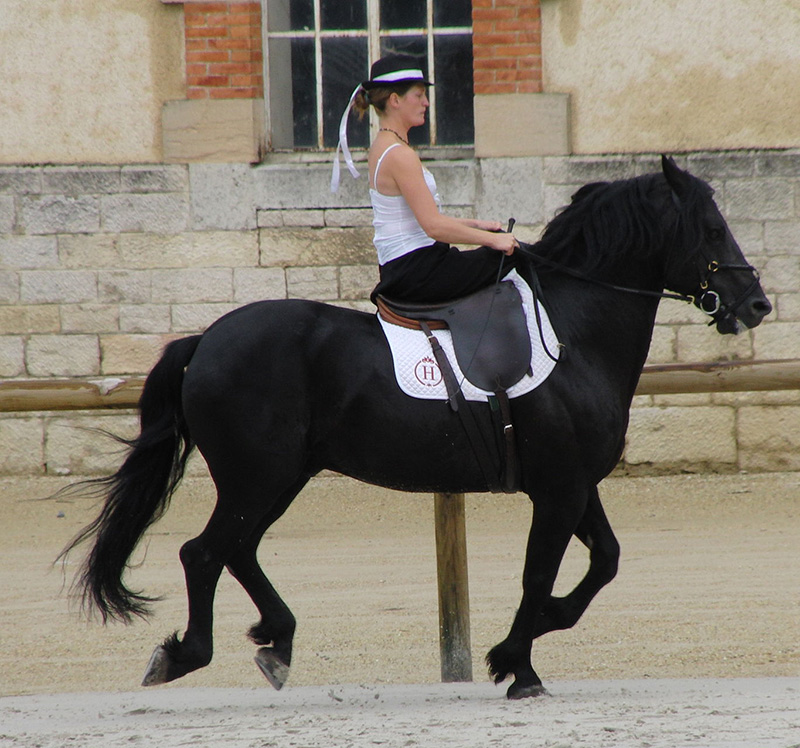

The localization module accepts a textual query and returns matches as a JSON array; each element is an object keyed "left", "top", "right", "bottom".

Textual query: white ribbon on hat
[
  {"left": 330, "top": 83, "right": 363, "bottom": 193},
  {"left": 373, "top": 69, "right": 425, "bottom": 84}
]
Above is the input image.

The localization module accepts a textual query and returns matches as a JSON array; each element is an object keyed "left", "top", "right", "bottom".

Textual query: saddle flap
[{"left": 447, "top": 282, "right": 532, "bottom": 391}]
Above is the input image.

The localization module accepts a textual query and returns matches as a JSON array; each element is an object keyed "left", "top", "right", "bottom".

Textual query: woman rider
[{"left": 332, "top": 54, "right": 519, "bottom": 303}]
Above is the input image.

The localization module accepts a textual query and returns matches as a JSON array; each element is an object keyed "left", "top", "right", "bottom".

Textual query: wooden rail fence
[
  {"left": 3, "top": 359, "right": 799, "bottom": 413},
  {"left": 2, "top": 358, "right": 799, "bottom": 683}
]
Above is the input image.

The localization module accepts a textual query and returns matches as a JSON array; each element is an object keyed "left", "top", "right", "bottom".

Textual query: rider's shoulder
[{"left": 382, "top": 143, "right": 422, "bottom": 173}]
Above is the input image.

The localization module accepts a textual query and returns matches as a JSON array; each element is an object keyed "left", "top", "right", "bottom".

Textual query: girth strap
[
  {"left": 419, "top": 321, "right": 521, "bottom": 494},
  {"left": 492, "top": 388, "right": 519, "bottom": 493}
]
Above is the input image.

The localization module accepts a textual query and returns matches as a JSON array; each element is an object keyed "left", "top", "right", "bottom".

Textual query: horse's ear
[{"left": 661, "top": 154, "right": 691, "bottom": 201}]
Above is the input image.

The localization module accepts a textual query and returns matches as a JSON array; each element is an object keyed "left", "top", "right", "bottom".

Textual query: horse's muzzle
[{"left": 715, "top": 293, "right": 772, "bottom": 335}]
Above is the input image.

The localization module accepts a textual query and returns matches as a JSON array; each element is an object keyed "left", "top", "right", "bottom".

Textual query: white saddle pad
[{"left": 378, "top": 270, "right": 561, "bottom": 403}]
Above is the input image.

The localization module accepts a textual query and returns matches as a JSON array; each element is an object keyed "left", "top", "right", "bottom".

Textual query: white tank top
[{"left": 370, "top": 143, "right": 442, "bottom": 265}]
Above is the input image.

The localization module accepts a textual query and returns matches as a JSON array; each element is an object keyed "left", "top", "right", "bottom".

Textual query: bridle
[
  {"left": 691, "top": 257, "right": 761, "bottom": 327},
  {"left": 488, "top": 210, "right": 760, "bottom": 366},
  {"left": 514, "top": 240, "right": 760, "bottom": 328}
]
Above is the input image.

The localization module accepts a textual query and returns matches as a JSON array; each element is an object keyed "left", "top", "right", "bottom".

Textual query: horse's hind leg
[
  {"left": 533, "top": 485, "right": 620, "bottom": 638},
  {"left": 229, "top": 550, "right": 295, "bottom": 690},
  {"left": 142, "top": 488, "right": 286, "bottom": 687},
  {"left": 224, "top": 480, "right": 309, "bottom": 689}
]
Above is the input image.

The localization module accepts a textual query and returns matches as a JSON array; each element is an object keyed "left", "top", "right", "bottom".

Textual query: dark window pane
[
  {"left": 379, "top": 35, "right": 429, "bottom": 77},
  {"left": 380, "top": 35, "right": 430, "bottom": 146},
  {"left": 434, "top": 0, "right": 472, "bottom": 28},
  {"left": 321, "top": 0, "right": 366, "bottom": 30},
  {"left": 267, "top": 0, "right": 313, "bottom": 32},
  {"left": 291, "top": 38, "right": 317, "bottom": 147},
  {"left": 322, "top": 37, "right": 369, "bottom": 148},
  {"left": 380, "top": 0, "right": 426, "bottom": 29},
  {"left": 434, "top": 34, "right": 474, "bottom": 144}
]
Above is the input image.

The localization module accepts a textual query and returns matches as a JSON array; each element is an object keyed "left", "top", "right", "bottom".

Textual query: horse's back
[
  {"left": 193, "top": 299, "right": 378, "bottom": 368},
  {"left": 182, "top": 299, "right": 384, "bottom": 418}
]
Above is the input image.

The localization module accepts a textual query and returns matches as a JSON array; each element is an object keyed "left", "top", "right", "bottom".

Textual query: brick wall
[
  {"left": 472, "top": 0, "right": 543, "bottom": 94},
  {"left": 184, "top": 1, "right": 263, "bottom": 100},
  {"left": 176, "top": 0, "right": 543, "bottom": 102}
]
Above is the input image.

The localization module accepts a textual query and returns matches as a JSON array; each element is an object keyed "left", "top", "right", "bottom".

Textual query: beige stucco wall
[
  {"left": 541, "top": 0, "right": 800, "bottom": 154},
  {"left": 2, "top": 1, "right": 798, "bottom": 163},
  {"left": 0, "top": 0, "right": 184, "bottom": 165}
]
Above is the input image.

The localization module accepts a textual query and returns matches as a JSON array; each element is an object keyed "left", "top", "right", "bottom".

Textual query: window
[{"left": 264, "top": 0, "right": 473, "bottom": 150}]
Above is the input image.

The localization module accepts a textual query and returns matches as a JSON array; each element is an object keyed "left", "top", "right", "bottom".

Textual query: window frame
[{"left": 261, "top": 0, "right": 473, "bottom": 152}]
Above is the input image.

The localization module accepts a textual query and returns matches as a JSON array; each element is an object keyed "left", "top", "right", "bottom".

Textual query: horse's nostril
[{"left": 753, "top": 299, "right": 773, "bottom": 316}]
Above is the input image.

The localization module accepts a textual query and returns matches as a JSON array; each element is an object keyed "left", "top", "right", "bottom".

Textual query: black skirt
[{"left": 371, "top": 242, "right": 517, "bottom": 304}]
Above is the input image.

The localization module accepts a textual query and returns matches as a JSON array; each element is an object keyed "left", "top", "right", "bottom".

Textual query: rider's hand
[{"left": 489, "top": 232, "right": 518, "bottom": 256}]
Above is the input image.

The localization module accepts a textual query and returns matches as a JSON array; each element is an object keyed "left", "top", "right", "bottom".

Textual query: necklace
[{"left": 379, "top": 127, "right": 409, "bottom": 145}]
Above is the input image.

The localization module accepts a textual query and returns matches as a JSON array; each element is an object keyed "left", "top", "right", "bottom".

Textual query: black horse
[{"left": 61, "top": 156, "right": 770, "bottom": 699}]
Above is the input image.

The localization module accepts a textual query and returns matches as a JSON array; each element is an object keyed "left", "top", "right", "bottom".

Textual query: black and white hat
[
  {"left": 331, "top": 54, "right": 432, "bottom": 193},
  {"left": 361, "top": 54, "right": 432, "bottom": 90}
]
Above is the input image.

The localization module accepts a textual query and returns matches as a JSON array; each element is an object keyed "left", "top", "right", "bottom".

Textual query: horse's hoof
[
  {"left": 506, "top": 681, "right": 549, "bottom": 700},
  {"left": 142, "top": 645, "right": 171, "bottom": 687},
  {"left": 254, "top": 647, "right": 290, "bottom": 690}
]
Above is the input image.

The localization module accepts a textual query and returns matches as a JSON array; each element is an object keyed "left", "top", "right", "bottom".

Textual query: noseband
[{"left": 693, "top": 258, "right": 761, "bottom": 327}]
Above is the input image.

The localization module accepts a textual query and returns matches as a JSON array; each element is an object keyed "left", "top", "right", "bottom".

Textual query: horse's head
[{"left": 661, "top": 155, "right": 772, "bottom": 334}]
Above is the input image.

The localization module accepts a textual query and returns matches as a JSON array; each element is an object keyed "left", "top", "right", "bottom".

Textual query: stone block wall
[{"left": 1, "top": 150, "right": 798, "bottom": 476}]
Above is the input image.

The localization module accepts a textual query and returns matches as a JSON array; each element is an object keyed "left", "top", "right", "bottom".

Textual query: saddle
[
  {"left": 376, "top": 281, "right": 532, "bottom": 393},
  {"left": 377, "top": 280, "right": 532, "bottom": 494}
]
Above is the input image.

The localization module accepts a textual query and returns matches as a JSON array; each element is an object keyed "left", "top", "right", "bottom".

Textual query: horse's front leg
[
  {"left": 534, "top": 485, "right": 620, "bottom": 638},
  {"left": 486, "top": 488, "right": 588, "bottom": 699}
]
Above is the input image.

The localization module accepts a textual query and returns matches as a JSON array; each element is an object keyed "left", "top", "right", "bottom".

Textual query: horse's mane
[{"left": 532, "top": 171, "right": 710, "bottom": 276}]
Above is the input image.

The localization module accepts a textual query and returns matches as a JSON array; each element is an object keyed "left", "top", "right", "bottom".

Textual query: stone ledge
[
  {"left": 755, "top": 150, "right": 800, "bottom": 177},
  {"left": 41, "top": 167, "right": 121, "bottom": 195},
  {"left": 543, "top": 155, "right": 637, "bottom": 185},
  {"left": 251, "top": 160, "right": 476, "bottom": 210},
  {"left": 0, "top": 167, "right": 42, "bottom": 194}
]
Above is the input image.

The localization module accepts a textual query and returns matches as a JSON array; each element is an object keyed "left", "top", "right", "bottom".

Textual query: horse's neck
[{"left": 546, "top": 280, "right": 661, "bottom": 393}]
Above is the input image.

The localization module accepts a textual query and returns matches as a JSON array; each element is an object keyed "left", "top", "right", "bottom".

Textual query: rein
[
  {"left": 514, "top": 241, "right": 760, "bottom": 327},
  {"left": 515, "top": 241, "right": 693, "bottom": 304}
]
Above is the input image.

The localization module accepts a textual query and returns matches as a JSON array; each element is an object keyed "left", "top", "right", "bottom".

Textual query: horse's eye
[{"left": 706, "top": 227, "right": 725, "bottom": 242}]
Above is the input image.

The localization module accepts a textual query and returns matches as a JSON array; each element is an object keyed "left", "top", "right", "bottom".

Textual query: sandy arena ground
[{"left": 0, "top": 471, "right": 798, "bottom": 747}]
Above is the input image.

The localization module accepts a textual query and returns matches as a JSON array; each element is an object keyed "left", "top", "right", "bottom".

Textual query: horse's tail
[{"left": 59, "top": 335, "right": 202, "bottom": 623}]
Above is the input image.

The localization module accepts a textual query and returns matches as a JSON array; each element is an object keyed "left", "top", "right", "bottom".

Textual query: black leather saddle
[{"left": 377, "top": 280, "right": 532, "bottom": 392}]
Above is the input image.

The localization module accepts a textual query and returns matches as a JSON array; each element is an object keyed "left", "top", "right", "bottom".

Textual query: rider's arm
[
  {"left": 455, "top": 218, "right": 504, "bottom": 232},
  {"left": 386, "top": 148, "right": 516, "bottom": 254}
]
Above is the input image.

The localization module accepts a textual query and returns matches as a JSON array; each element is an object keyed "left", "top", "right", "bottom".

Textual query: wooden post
[{"left": 434, "top": 491, "right": 473, "bottom": 682}]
